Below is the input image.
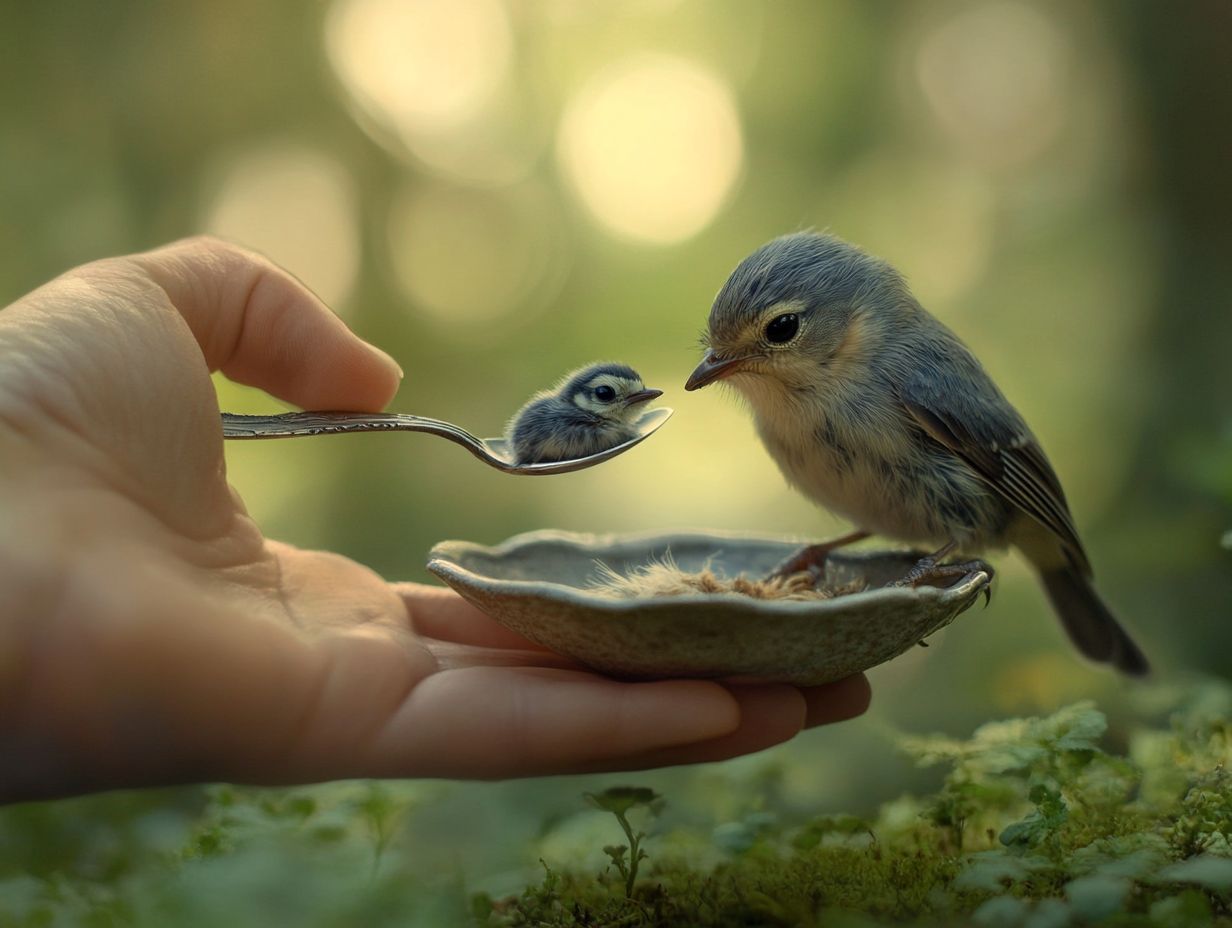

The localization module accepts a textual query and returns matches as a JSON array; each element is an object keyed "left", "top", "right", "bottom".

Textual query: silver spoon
[{"left": 220, "top": 406, "right": 674, "bottom": 475}]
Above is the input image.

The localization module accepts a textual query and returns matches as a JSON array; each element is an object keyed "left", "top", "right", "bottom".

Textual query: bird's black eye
[
  {"left": 594, "top": 385, "right": 617, "bottom": 402},
  {"left": 764, "top": 313, "right": 799, "bottom": 344}
]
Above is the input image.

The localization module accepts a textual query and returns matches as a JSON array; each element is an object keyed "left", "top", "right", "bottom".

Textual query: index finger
[{"left": 128, "top": 236, "right": 403, "bottom": 412}]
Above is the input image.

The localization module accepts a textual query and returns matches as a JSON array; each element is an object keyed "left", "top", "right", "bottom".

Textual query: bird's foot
[
  {"left": 767, "top": 545, "right": 831, "bottom": 586},
  {"left": 766, "top": 531, "right": 871, "bottom": 585},
  {"left": 891, "top": 553, "right": 996, "bottom": 607}
]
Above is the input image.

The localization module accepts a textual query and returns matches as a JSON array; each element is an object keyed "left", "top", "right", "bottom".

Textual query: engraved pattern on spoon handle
[{"left": 220, "top": 411, "right": 482, "bottom": 450}]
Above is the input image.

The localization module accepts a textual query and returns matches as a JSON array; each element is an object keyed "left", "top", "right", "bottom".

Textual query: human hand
[{"left": 0, "top": 238, "right": 870, "bottom": 803}]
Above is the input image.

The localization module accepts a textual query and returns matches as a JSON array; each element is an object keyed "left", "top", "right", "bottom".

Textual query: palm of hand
[
  {"left": 0, "top": 244, "right": 430, "bottom": 793},
  {"left": 0, "top": 239, "right": 868, "bottom": 803}
]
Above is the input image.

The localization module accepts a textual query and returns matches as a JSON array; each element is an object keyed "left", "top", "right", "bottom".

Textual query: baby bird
[
  {"left": 684, "top": 231, "right": 1149, "bottom": 676},
  {"left": 509, "top": 362, "right": 663, "bottom": 465}
]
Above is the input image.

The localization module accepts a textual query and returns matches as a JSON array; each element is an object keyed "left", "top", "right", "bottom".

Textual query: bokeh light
[
  {"left": 915, "top": 2, "right": 1070, "bottom": 168},
  {"left": 556, "top": 55, "right": 744, "bottom": 244},
  {"left": 395, "top": 96, "right": 546, "bottom": 188},
  {"left": 324, "top": 0, "right": 533, "bottom": 188},
  {"left": 201, "top": 141, "right": 360, "bottom": 308},
  {"left": 325, "top": 0, "right": 512, "bottom": 136},
  {"left": 386, "top": 179, "right": 568, "bottom": 330}
]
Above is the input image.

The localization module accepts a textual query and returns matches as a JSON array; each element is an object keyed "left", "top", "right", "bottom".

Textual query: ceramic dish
[{"left": 426, "top": 530, "right": 991, "bottom": 685}]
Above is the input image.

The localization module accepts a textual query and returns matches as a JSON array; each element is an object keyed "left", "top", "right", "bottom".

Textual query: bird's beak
[
  {"left": 623, "top": 388, "right": 664, "bottom": 407},
  {"left": 684, "top": 353, "right": 758, "bottom": 391}
]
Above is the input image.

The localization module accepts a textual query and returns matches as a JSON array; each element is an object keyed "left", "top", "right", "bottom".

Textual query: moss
[{"left": 487, "top": 688, "right": 1232, "bottom": 927}]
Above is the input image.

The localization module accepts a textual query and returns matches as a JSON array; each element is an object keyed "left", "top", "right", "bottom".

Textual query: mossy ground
[
  {"left": 2, "top": 684, "right": 1229, "bottom": 927},
  {"left": 484, "top": 690, "right": 1232, "bottom": 927}
]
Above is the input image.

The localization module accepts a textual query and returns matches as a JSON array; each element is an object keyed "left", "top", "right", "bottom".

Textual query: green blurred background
[{"left": 2, "top": 0, "right": 1229, "bottom": 916}]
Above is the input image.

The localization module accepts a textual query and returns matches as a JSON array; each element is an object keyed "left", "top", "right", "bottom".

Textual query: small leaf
[
  {"left": 1069, "top": 835, "right": 1171, "bottom": 879},
  {"left": 1156, "top": 854, "right": 1232, "bottom": 891},
  {"left": 1065, "top": 874, "right": 1130, "bottom": 921},
  {"left": 1051, "top": 705, "right": 1107, "bottom": 752},
  {"left": 973, "top": 895, "right": 1028, "bottom": 926},
  {"left": 954, "top": 851, "right": 1050, "bottom": 892},
  {"left": 973, "top": 742, "right": 1048, "bottom": 775},
  {"left": 1000, "top": 785, "right": 1068, "bottom": 850},
  {"left": 601, "top": 843, "right": 628, "bottom": 863},
  {"left": 1149, "top": 890, "right": 1213, "bottom": 928},
  {"left": 584, "top": 787, "right": 662, "bottom": 817}
]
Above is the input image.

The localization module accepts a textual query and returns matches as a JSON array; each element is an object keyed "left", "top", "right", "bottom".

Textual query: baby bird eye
[
  {"left": 764, "top": 313, "right": 799, "bottom": 344},
  {"left": 594, "top": 385, "right": 617, "bottom": 402}
]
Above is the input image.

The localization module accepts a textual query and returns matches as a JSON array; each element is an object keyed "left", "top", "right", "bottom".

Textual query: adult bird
[
  {"left": 684, "top": 232, "right": 1148, "bottom": 676},
  {"left": 509, "top": 362, "right": 662, "bottom": 465}
]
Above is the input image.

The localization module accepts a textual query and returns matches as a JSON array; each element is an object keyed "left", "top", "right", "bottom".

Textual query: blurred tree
[{"left": 1113, "top": 0, "right": 1232, "bottom": 676}]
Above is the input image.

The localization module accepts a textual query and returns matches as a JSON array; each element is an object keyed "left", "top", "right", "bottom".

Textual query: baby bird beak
[
  {"left": 624, "top": 388, "right": 664, "bottom": 406},
  {"left": 684, "top": 353, "right": 758, "bottom": 391}
]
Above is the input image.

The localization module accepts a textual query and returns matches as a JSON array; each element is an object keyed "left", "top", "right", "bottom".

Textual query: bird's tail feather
[{"left": 1040, "top": 567, "right": 1149, "bottom": 677}]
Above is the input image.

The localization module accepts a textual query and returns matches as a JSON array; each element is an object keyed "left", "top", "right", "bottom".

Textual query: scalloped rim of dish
[{"left": 427, "top": 528, "right": 991, "bottom": 613}]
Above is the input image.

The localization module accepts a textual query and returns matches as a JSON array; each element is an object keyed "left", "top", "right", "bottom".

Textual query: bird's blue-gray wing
[
  {"left": 896, "top": 345, "right": 1092, "bottom": 577},
  {"left": 509, "top": 396, "right": 560, "bottom": 460}
]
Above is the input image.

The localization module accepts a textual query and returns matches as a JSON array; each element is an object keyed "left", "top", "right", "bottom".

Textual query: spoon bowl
[{"left": 220, "top": 406, "right": 673, "bottom": 475}]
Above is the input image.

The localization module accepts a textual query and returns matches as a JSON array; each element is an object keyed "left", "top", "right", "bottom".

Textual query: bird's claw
[{"left": 890, "top": 556, "right": 995, "bottom": 600}]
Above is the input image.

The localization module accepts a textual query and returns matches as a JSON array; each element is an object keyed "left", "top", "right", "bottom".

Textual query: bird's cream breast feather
[{"left": 738, "top": 372, "right": 972, "bottom": 545}]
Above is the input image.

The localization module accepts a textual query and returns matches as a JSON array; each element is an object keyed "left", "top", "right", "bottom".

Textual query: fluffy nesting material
[{"left": 588, "top": 555, "right": 864, "bottom": 601}]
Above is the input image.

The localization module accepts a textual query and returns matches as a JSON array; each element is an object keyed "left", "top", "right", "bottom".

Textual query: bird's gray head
[
  {"left": 558, "top": 362, "right": 663, "bottom": 421},
  {"left": 685, "top": 232, "right": 910, "bottom": 395}
]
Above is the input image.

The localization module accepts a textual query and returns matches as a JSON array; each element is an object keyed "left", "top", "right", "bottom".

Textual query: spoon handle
[{"left": 221, "top": 411, "right": 477, "bottom": 445}]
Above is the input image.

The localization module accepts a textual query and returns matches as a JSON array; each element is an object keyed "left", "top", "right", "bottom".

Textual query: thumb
[{"left": 130, "top": 236, "right": 403, "bottom": 412}]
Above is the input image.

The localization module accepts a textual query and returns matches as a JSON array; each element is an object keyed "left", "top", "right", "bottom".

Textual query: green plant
[{"left": 584, "top": 786, "right": 665, "bottom": 897}]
